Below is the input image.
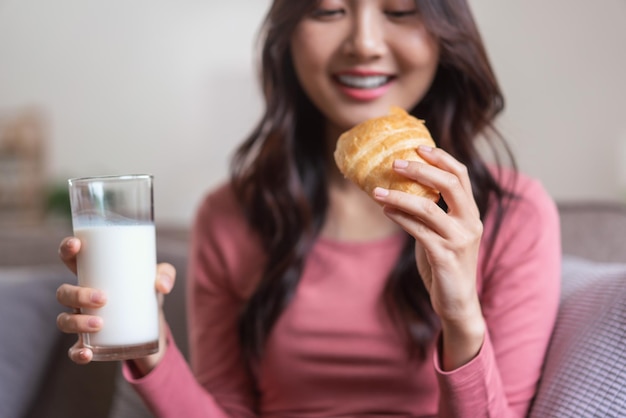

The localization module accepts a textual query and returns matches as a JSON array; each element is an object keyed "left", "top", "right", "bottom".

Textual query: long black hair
[{"left": 231, "top": 0, "right": 516, "bottom": 362}]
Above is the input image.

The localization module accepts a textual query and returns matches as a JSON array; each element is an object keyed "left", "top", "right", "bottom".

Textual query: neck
[{"left": 321, "top": 177, "right": 401, "bottom": 242}]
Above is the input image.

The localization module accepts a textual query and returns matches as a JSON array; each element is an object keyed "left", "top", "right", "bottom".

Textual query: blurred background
[{"left": 1, "top": 0, "right": 625, "bottom": 228}]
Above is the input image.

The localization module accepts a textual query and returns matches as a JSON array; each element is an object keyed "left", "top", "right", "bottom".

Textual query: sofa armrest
[
  {"left": 529, "top": 256, "right": 626, "bottom": 417},
  {"left": 0, "top": 266, "right": 116, "bottom": 418}
]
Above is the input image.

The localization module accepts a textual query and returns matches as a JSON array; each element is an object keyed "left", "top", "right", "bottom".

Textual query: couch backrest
[{"left": 558, "top": 202, "right": 626, "bottom": 263}]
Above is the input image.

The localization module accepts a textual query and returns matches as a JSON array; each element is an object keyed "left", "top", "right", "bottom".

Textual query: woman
[{"left": 56, "top": 0, "right": 561, "bottom": 416}]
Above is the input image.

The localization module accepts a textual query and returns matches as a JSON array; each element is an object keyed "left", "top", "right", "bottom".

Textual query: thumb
[{"left": 155, "top": 263, "right": 176, "bottom": 295}]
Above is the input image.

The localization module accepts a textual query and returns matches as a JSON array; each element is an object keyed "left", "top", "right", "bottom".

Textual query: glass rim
[{"left": 68, "top": 174, "right": 153, "bottom": 185}]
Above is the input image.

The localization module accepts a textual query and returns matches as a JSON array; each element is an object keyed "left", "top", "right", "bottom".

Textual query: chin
[{"left": 334, "top": 103, "right": 402, "bottom": 129}]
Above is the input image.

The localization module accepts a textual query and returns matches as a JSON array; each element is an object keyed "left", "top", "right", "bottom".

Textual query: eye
[
  {"left": 384, "top": 9, "right": 418, "bottom": 19},
  {"left": 310, "top": 8, "right": 346, "bottom": 20}
]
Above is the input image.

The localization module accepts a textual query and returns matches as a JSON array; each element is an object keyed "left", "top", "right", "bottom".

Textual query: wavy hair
[{"left": 231, "top": 0, "right": 516, "bottom": 362}]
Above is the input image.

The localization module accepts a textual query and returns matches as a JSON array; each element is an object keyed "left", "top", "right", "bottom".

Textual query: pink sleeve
[
  {"left": 435, "top": 178, "right": 561, "bottom": 417},
  {"left": 123, "top": 329, "right": 234, "bottom": 418}
]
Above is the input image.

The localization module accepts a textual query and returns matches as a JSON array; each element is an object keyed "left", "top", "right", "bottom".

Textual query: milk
[{"left": 75, "top": 224, "right": 159, "bottom": 347}]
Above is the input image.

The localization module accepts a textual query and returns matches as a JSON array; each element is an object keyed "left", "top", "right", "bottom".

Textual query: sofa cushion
[
  {"left": 0, "top": 266, "right": 73, "bottom": 418},
  {"left": 529, "top": 256, "right": 626, "bottom": 417}
]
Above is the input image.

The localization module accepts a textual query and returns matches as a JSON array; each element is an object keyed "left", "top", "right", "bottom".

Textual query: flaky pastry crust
[{"left": 334, "top": 106, "right": 440, "bottom": 202}]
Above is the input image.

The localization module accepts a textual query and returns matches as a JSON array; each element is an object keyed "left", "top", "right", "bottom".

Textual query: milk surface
[{"left": 75, "top": 224, "right": 159, "bottom": 346}]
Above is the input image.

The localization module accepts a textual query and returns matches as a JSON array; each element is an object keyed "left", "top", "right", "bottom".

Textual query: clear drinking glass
[{"left": 67, "top": 174, "right": 159, "bottom": 361}]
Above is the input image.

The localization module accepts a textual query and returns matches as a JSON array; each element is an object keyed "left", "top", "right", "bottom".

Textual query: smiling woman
[{"left": 53, "top": 0, "right": 561, "bottom": 417}]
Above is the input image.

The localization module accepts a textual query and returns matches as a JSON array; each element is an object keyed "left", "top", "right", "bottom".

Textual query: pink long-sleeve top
[{"left": 125, "top": 169, "right": 561, "bottom": 417}]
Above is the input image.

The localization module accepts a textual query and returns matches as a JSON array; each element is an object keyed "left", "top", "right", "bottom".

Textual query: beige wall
[
  {"left": 471, "top": 0, "right": 626, "bottom": 202},
  {"left": 1, "top": 0, "right": 625, "bottom": 225}
]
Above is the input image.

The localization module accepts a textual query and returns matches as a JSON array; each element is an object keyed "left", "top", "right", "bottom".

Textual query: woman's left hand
[{"left": 373, "top": 145, "right": 486, "bottom": 369}]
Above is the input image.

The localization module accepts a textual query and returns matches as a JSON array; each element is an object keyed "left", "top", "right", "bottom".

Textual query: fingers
[
  {"left": 56, "top": 283, "right": 106, "bottom": 310},
  {"left": 58, "top": 237, "right": 81, "bottom": 275},
  {"left": 56, "top": 283, "right": 105, "bottom": 335},
  {"left": 55, "top": 275, "right": 102, "bottom": 365},
  {"left": 57, "top": 303, "right": 101, "bottom": 366},
  {"left": 57, "top": 260, "right": 175, "bottom": 366},
  {"left": 56, "top": 310, "right": 103, "bottom": 334},
  {"left": 373, "top": 146, "right": 481, "bottom": 242},
  {"left": 155, "top": 263, "right": 176, "bottom": 295},
  {"left": 417, "top": 146, "right": 473, "bottom": 195},
  {"left": 375, "top": 187, "right": 448, "bottom": 239},
  {"left": 389, "top": 146, "right": 478, "bottom": 217}
]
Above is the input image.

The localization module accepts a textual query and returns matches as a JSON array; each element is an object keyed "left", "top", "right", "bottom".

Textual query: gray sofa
[{"left": 1, "top": 201, "right": 625, "bottom": 418}]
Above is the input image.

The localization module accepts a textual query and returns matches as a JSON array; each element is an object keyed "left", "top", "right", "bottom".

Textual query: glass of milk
[{"left": 68, "top": 174, "right": 159, "bottom": 361}]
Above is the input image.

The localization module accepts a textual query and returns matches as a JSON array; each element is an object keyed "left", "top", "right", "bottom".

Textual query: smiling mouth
[{"left": 336, "top": 74, "right": 393, "bottom": 89}]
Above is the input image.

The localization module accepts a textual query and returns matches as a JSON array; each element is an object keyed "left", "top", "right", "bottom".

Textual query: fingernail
[
  {"left": 374, "top": 187, "right": 389, "bottom": 197},
  {"left": 88, "top": 317, "right": 103, "bottom": 328},
  {"left": 393, "top": 159, "right": 409, "bottom": 169},
  {"left": 159, "top": 273, "right": 173, "bottom": 291},
  {"left": 90, "top": 290, "right": 105, "bottom": 304},
  {"left": 66, "top": 238, "right": 77, "bottom": 248},
  {"left": 418, "top": 145, "right": 433, "bottom": 152}
]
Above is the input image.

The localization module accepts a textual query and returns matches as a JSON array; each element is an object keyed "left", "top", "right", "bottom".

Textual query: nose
[{"left": 344, "top": 9, "right": 386, "bottom": 59}]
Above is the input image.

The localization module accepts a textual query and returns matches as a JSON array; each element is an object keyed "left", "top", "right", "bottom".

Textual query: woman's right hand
[{"left": 55, "top": 237, "right": 176, "bottom": 372}]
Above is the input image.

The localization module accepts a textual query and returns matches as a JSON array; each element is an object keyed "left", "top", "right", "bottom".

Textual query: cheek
[
  {"left": 291, "top": 26, "right": 323, "bottom": 74},
  {"left": 422, "top": 38, "right": 440, "bottom": 70},
  {"left": 291, "top": 21, "right": 344, "bottom": 77},
  {"left": 396, "top": 28, "right": 440, "bottom": 71}
]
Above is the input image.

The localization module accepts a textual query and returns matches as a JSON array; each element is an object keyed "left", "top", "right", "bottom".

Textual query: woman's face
[{"left": 290, "top": 0, "right": 440, "bottom": 137}]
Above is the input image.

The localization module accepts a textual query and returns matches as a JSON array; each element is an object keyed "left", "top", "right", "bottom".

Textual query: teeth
[{"left": 338, "top": 75, "right": 389, "bottom": 89}]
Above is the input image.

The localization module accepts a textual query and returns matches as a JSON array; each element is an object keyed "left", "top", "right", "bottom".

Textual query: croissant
[{"left": 333, "top": 106, "right": 440, "bottom": 202}]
